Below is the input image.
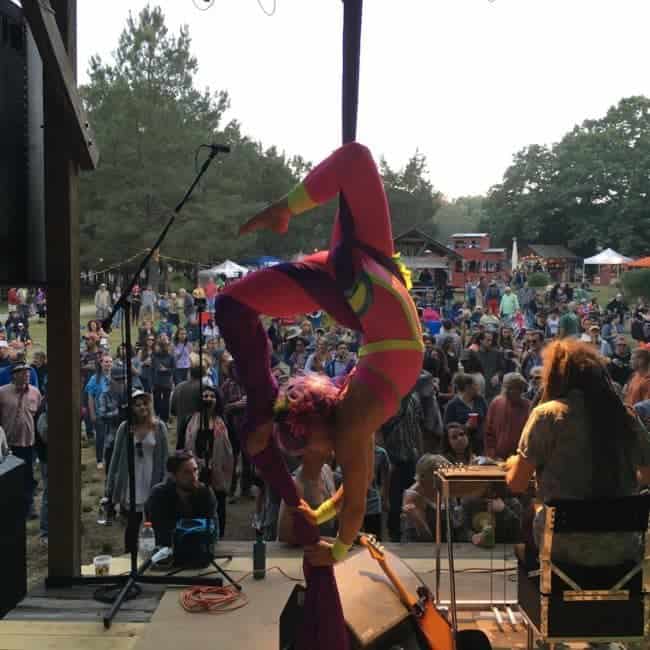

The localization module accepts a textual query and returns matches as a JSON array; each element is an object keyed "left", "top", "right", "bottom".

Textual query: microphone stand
[
  {"left": 194, "top": 297, "right": 240, "bottom": 590},
  {"left": 46, "top": 147, "right": 235, "bottom": 628}
]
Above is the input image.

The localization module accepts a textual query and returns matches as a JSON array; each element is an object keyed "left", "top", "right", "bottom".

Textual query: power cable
[
  {"left": 256, "top": 0, "right": 277, "bottom": 16},
  {"left": 191, "top": 0, "right": 216, "bottom": 11}
]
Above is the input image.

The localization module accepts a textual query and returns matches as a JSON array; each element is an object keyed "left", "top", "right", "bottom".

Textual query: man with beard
[{"left": 147, "top": 452, "right": 217, "bottom": 547}]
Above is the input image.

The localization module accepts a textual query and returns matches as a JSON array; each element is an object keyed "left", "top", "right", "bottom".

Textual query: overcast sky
[{"left": 74, "top": 0, "right": 650, "bottom": 199}]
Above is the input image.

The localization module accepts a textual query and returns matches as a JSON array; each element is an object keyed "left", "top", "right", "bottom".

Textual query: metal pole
[{"left": 445, "top": 496, "right": 458, "bottom": 647}]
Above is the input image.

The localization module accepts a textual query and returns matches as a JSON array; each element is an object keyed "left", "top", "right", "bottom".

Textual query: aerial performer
[{"left": 213, "top": 141, "right": 423, "bottom": 649}]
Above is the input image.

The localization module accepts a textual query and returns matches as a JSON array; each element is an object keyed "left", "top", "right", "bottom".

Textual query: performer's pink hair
[{"left": 274, "top": 374, "right": 342, "bottom": 455}]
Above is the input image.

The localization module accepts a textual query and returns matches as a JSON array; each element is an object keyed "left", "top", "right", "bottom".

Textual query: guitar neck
[{"left": 377, "top": 557, "right": 417, "bottom": 609}]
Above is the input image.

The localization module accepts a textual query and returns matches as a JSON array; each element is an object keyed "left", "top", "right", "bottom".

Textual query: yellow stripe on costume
[
  {"left": 358, "top": 339, "right": 424, "bottom": 357},
  {"left": 346, "top": 273, "right": 373, "bottom": 317},
  {"left": 286, "top": 183, "right": 318, "bottom": 216}
]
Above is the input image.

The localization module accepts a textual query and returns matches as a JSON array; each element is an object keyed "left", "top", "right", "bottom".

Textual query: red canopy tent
[{"left": 628, "top": 257, "right": 650, "bottom": 268}]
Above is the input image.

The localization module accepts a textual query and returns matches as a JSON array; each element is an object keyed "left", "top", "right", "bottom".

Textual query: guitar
[{"left": 359, "top": 534, "right": 454, "bottom": 650}]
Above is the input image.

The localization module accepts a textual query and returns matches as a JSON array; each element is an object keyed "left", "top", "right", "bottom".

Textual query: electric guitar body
[
  {"left": 359, "top": 535, "right": 453, "bottom": 650},
  {"left": 358, "top": 535, "right": 492, "bottom": 650}
]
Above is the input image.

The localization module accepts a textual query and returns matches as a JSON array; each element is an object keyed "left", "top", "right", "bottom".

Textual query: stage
[{"left": 0, "top": 542, "right": 606, "bottom": 649}]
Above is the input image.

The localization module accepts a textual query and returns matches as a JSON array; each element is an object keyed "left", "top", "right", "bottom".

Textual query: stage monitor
[{"left": 0, "top": 0, "right": 46, "bottom": 285}]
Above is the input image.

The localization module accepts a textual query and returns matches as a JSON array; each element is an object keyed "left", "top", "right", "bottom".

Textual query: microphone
[{"left": 205, "top": 144, "right": 231, "bottom": 154}]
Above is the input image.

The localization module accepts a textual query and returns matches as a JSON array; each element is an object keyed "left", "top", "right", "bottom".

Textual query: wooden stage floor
[{"left": 0, "top": 542, "right": 633, "bottom": 650}]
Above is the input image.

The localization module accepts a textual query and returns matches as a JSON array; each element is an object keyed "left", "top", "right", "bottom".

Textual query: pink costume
[{"left": 213, "top": 142, "right": 423, "bottom": 650}]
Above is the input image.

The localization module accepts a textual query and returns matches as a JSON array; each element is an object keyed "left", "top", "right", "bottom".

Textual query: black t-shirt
[{"left": 147, "top": 479, "right": 217, "bottom": 547}]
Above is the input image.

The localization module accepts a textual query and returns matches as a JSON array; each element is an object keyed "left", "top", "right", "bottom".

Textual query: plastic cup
[
  {"left": 93, "top": 555, "right": 111, "bottom": 576},
  {"left": 467, "top": 412, "right": 479, "bottom": 428}
]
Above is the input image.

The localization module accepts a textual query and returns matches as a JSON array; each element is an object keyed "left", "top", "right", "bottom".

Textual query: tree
[
  {"left": 435, "top": 196, "right": 486, "bottom": 243},
  {"left": 484, "top": 97, "right": 650, "bottom": 257},
  {"left": 622, "top": 269, "right": 650, "bottom": 302},
  {"left": 80, "top": 5, "right": 234, "bottom": 267},
  {"left": 80, "top": 5, "right": 443, "bottom": 273},
  {"left": 527, "top": 272, "right": 551, "bottom": 289},
  {"left": 380, "top": 152, "right": 443, "bottom": 238}
]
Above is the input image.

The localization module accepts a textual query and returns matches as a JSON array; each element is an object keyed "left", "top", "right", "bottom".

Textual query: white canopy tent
[
  {"left": 209, "top": 260, "right": 249, "bottom": 278},
  {"left": 583, "top": 248, "right": 633, "bottom": 266},
  {"left": 583, "top": 248, "right": 632, "bottom": 282}
]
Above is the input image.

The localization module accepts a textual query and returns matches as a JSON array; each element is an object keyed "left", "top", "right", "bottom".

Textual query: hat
[
  {"left": 11, "top": 363, "right": 30, "bottom": 374},
  {"left": 131, "top": 389, "right": 149, "bottom": 401}
]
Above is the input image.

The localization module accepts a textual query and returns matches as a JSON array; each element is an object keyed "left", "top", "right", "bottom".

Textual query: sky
[{"left": 71, "top": 0, "right": 650, "bottom": 199}]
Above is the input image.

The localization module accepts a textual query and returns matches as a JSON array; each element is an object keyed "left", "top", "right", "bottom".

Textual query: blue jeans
[
  {"left": 40, "top": 462, "right": 48, "bottom": 537},
  {"left": 112, "top": 307, "right": 123, "bottom": 329},
  {"left": 11, "top": 446, "right": 34, "bottom": 519}
]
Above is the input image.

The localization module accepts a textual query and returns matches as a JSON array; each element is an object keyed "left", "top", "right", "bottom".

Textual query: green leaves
[
  {"left": 484, "top": 96, "right": 650, "bottom": 257},
  {"left": 380, "top": 152, "right": 443, "bottom": 238},
  {"left": 622, "top": 269, "right": 650, "bottom": 302},
  {"left": 79, "top": 5, "right": 443, "bottom": 271}
]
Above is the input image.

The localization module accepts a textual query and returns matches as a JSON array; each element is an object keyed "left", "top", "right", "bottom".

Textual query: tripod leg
[
  {"left": 211, "top": 559, "right": 242, "bottom": 591},
  {"left": 103, "top": 575, "right": 137, "bottom": 629}
]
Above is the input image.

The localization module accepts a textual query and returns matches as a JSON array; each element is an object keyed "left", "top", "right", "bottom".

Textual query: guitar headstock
[{"left": 359, "top": 533, "right": 385, "bottom": 562}]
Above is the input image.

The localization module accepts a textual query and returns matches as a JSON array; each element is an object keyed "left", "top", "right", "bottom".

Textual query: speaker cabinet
[
  {"left": 0, "top": 455, "right": 27, "bottom": 618},
  {"left": 280, "top": 549, "right": 427, "bottom": 649},
  {"left": 0, "top": 0, "right": 46, "bottom": 285}
]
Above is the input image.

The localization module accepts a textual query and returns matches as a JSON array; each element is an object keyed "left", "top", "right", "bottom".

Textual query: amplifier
[{"left": 280, "top": 549, "right": 426, "bottom": 649}]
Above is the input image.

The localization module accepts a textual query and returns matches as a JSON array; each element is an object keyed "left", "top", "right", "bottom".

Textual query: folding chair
[{"left": 517, "top": 495, "right": 650, "bottom": 649}]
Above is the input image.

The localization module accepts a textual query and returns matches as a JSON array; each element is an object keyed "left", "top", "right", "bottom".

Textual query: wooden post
[{"left": 45, "top": 0, "right": 82, "bottom": 577}]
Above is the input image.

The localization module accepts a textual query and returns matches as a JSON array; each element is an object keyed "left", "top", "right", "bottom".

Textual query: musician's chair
[{"left": 517, "top": 496, "right": 650, "bottom": 649}]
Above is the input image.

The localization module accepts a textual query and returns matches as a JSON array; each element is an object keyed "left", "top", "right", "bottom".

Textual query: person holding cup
[{"left": 443, "top": 373, "right": 488, "bottom": 455}]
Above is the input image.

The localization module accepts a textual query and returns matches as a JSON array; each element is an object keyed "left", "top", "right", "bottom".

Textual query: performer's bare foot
[{"left": 239, "top": 200, "right": 291, "bottom": 236}]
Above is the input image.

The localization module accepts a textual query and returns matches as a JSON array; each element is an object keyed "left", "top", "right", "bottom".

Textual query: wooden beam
[
  {"left": 21, "top": 0, "right": 98, "bottom": 170},
  {"left": 45, "top": 0, "right": 82, "bottom": 578}
]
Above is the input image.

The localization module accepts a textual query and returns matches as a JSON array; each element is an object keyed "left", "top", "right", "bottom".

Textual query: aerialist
[{"left": 214, "top": 141, "right": 423, "bottom": 565}]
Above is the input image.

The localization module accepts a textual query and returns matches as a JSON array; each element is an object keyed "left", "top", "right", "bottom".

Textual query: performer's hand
[
  {"left": 304, "top": 540, "right": 336, "bottom": 567},
  {"left": 239, "top": 202, "right": 290, "bottom": 236},
  {"left": 296, "top": 499, "right": 318, "bottom": 526}
]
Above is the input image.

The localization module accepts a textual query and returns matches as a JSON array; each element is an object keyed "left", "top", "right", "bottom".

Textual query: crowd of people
[
  {"left": 78, "top": 275, "right": 650, "bottom": 553},
  {"left": 2, "top": 273, "right": 650, "bottom": 560}
]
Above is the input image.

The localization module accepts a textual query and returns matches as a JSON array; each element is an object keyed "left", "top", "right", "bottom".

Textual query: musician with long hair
[{"left": 506, "top": 339, "right": 650, "bottom": 566}]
